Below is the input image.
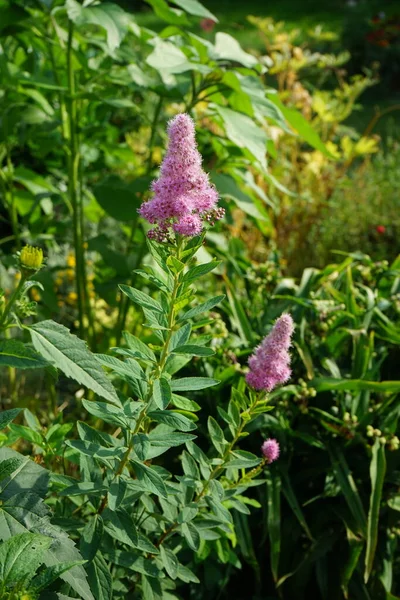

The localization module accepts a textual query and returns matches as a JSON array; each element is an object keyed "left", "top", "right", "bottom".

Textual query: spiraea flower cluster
[
  {"left": 139, "top": 113, "right": 224, "bottom": 240},
  {"left": 261, "top": 438, "right": 280, "bottom": 464},
  {"left": 246, "top": 313, "right": 294, "bottom": 392}
]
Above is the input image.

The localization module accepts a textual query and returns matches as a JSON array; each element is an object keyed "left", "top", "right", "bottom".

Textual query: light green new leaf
[
  {"left": 29, "top": 321, "right": 120, "bottom": 406},
  {"left": 66, "top": 0, "right": 130, "bottom": 51},
  {"left": 214, "top": 32, "right": 257, "bottom": 68},
  {"left": 0, "top": 340, "right": 48, "bottom": 369},
  {"left": 171, "top": 0, "right": 217, "bottom": 21},
  {"left": 144, "top": 0, "right": 189, "bottom": 26},
  {"left": 365, "top": 440, "right": 386, "bottom": 582},
  {"left": 215, "top": 105, "right": 267, "bottom": 169}
]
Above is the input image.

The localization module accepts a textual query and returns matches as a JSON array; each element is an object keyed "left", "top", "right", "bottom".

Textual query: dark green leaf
[{"left": 365, "top": 440, "right": 386, "bottom": 582}]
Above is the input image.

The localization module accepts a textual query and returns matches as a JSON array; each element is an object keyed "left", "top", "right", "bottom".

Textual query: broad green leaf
[
  {"left": 96, "top": 354, "right": 145, "bottom": 381},
  {"left": 94, "top": 175, "right": 148, "bottom": 221},
  {"left": 365, "top": 440, "right": 386, "bottom": 582},
  {"left": 131, "top": 460, "right": 168, "bottom": 498},
  {"left": 0, "top": 492, "right": 93, "bottom": 600},
  {"left": 59, "top": 482, "right": 107, "bottom": 497},
  {"left": 29, "top": 321, "right": 120, "bottom": 406},
  {"left": 178, "top": 295, "right": 225, "bottom": 322},
  {"left": 215, "top": 105, "right": 267, "bottom": 168},
  {"left": 214, "top": 32, "right": 258, "bottom": 68},
  {"left": 31, "top": 560, "right": 87, "bottom": 592},
  {"left": 119, "top": 285, "right": 163, "bottom": 314},
  {"left": 86, "top": 553, "right": 112, "bottom": 600},
  {"left": 9, "top": 423, "right": 43, "bottom": 446},
  {"left": 80, "top": 515, "right": 103, "bottom": 561},
  {"left": 388, "top": 496, "right": 400, "bottom": 512},
  {"left": 66, "top": 441, "right": 126, "bottom": 466},
  {"left": 144, "top": 0, "right": 189, "bottom": 26},
  {"left": 171, "top": 377, "right": 219, "bottom": 391},
  {"left": 182, "top": 260, "right": 220, "bottom": 283},
  {"left": 0, "top": 408, "right": 21, "bottom": 430},
  {"left": 66, "top": 0, "right": 130, "bottom": 51},
  {"left": 211, "top": 173, "right": 269, "bottom": 222},
  {"left": 149, "top": 410, "right": 196, "bottom": 432},
  {"left": 103, "top": 509, "right": 138, "bottom": 548},
  {"left": 171, "top": 0, "right": 217, "bottom": 21},
  {"left": 106, "top": 548, "right": 162, "bottom": 578},
  {"left": 266, "top": 469, "right": 281, "bottom": 583},
  {"left": 172, "top": 344, "right": 214, "bottom": 356},
  {"left": 153, "top": 377, "right": 172, "bottom": 410},
  {"left": 0, "top": 339, "right": 48, "bottom": 369},
  {"left": 0, "top": 532, "right": 51, "bottom": 585},
  {"left": 0, "top": 447, "right": 49, "bottom": 499},
  {"left": 148, "top": 431, "right": 196, "bottom": 449},
  {"left": 227, "top": 450, "right": 261, "bottom": 469}
]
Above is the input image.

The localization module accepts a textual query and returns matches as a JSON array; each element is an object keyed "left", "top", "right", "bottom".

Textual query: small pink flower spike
[
  {"left": 261, "top": 438, "right": 280, "bottom": 464},
  {"left": 246, "top": 313, "right": 294, "bottom": 392}
]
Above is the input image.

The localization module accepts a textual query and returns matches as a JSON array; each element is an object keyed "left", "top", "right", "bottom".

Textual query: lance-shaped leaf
[{"left": 29, "top": 321, "right": 120, "bottom": 406}]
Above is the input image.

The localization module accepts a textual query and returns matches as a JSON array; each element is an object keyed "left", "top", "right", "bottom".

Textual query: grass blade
[{"left": 365, "top": 439, "right": 386, "bottom": 583}]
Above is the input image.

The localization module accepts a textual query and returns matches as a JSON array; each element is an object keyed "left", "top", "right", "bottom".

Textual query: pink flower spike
[
  {"left": 139, "top": 113, "right": 221, "bottom": 239},
  {"left": 261, "top": 438, "right": 280, "bottom": 464},
  {"left": 246, "top": 313, "right": 294, "bottom": 392}
]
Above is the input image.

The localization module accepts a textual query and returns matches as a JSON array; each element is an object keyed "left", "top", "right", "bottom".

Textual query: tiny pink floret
[
  {"left": 246, "top": 313, "right": 294, "bottom": 392},
  {"left": 139, "top": 113, "right": 223, "bottom": 238},
  {"left": 261, "top": 438, "right": 280, "bottom": 464}
]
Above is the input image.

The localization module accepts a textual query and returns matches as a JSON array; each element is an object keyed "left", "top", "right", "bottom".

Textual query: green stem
[
  {"left": 0, "top": 274, "right": 28, "bottom": 330},
  {"left": 146, "top": 95, "right": 163, "bottom": 174},
  {"left": 66, "top": 21, "right": 85, "bottom": 339}
]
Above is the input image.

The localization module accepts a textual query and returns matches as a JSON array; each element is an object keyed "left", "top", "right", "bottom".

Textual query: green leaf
[
  {"left": 0, "top": 493, "right": 93, "bottom": 600},
  {"left": 214, "top": 32, "right": 258, "bottom": 68},
  {"left": 149, "top": 410, "right": 196, "bottom": 432},
  {"left": 106, "top": 548, "right": 162, "bottom": 578},
  {"left": 96, "top": 354, "right": 145, "bottom": 382},
  {"left": 267, "top": 94, "right": 334, "bottom": 157},
  {"left": 329, "top": 446, "right": 367, "bottom": 537},
  {"left": 0, "top": 339, "right": 48, "bottom": 369},
  {"left": 0, "top": 532, "right": 51, "bottom": 585},
  {"left": 133, "top": 433, "right": 150, "bottom": 461},
  {"left": 103, "top": 509, "right": 138, "bottom": 548},
  {"left": 208, "top": 416, "right": 226, "bottom": 455},
  {"left": 80, "top": 515, "right": 103, "bottom": 562},
  {"left": 66, "top": 0, "right": 130, "bottom": 51},
  {"left": 59, "top": 482, "right": 107, "bottom": 497},
  {"left": 153, "top": 377, "right": 172, "bottom": 410},
  {"left": 211, "top": 173, "right": 269, "bottom": 222},
  {"left": 0, "top": 408, "right": 21, "bottom": 430},
  {"left": 178, "top": 295, "right": 225, "bottom": 322},
  {"left": 29, "top": 321, "right": 120, "bottom": 406},
  {"left": 388, "top": 496, "right": 400, "bottom": 512},
  {"left": 172, "top": 344, "right": 215, "bottom": 356},
  {"left": 0, "top": 447, "right": 49, "bottom": 499},
  {"left": 312, "top": 378, "right": 400, "bottom": 393},
  {"left": 32, "top": 559, "right": 87, "bottom": 592},
  {"left": 227, "top": 450, "right": 261, "bottom": 469},
  {"left": 171, "top": 0, "right": 217, "bottom": 20},
  {"left": 86, "top": 553, "right": 112, "bottom": 600},
  {"left": 144, "top": 0, "right": 189, "bottom": 26},
  {"left": 94, "top": 175, "right": 147, "bottom": 221},
  {"left": 9, "top": 423, "right": 43, "bottom": 446},
  {"left": 266, "top": 469, "right": 281, "bottom": 583},
  {"left": 122, "top": 331, "right": 156, "bottom": 362},
  {"left": 181, "top": 521, "right": 200, "bottom": 551},
  {"left": 215, "top": 105, "right": 267, "bottom": 169},
  {"left": 182, "top": 260, "right": 220, "bottom": 283},
  {"left": 81, "top": 400, "right": 129, "bottom": 427},
  {"left": 160, "top": 545, "right": 178, "bottom": 579},
  {"left": 131, "top": 460, "right": 168, "bottom": 498},
  {"left": 171, "top": 377, "right": 219, "bottom": 391},
  {"left": 119, "top": 285, "right": 163, "bottom": 314},
  {"left": 281, "top": 469, "right": 313, "bottom": 540},
  {"left": 148, "top": 431, "right": 196, "bottom": 448},
  {"left": 365, "top": 440, "right": 386, "bottom": 582},
  {"left": 66, "top": 441, "right": 126, "bottom": 466}
]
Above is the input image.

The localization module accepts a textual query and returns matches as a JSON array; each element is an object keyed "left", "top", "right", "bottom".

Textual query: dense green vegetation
[{"left": 0, "top": 1, "right": 399, "bottom": 599}]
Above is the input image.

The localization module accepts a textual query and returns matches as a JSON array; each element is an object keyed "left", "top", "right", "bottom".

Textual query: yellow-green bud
[{"left": 19, "top": 246, "right": 43, "bottom": 271}]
